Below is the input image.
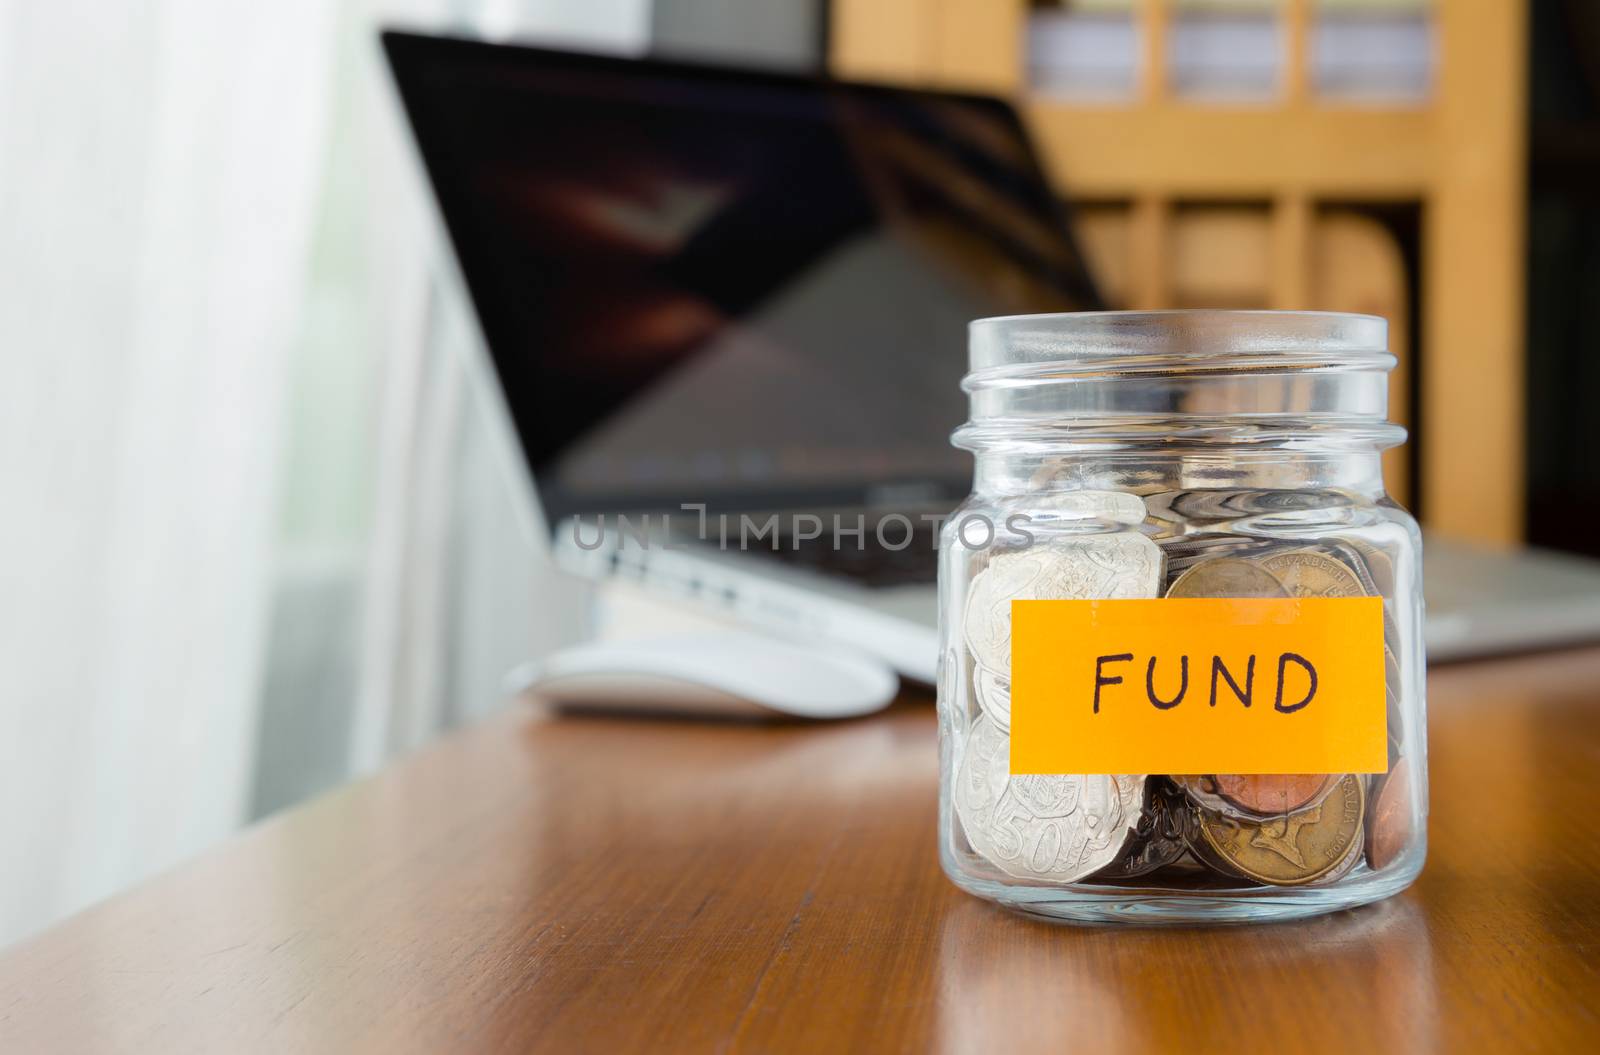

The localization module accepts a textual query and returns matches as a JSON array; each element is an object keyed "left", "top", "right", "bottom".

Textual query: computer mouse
[{"left": 508, "top": 632, "right": 900, "bottom": 720}]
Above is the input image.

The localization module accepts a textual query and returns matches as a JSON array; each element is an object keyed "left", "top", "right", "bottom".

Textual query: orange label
[{"left": 1009, "top": 597, "right": 1386, "bottom": 775}]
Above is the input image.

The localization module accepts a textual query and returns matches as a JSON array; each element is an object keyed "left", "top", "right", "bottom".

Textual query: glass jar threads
[{"left": 937, "top": 311, "right": 1426, "bottom": 924}]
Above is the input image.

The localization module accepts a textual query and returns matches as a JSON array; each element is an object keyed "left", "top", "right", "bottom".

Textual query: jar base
[{"left": 946, "top": 859, "right": 1423, "bottom": 926}]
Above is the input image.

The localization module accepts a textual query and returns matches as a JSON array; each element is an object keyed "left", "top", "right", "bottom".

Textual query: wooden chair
[{"left": 832, "top": 0, "right": 1526, "bottom": 542}]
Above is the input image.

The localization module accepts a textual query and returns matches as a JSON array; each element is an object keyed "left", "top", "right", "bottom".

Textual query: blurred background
[{"left": 1, "top": 0, "right": 1596, "bottom": 949}]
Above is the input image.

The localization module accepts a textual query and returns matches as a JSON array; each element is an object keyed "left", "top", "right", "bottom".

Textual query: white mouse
[{"left": 507, "top": 632, "right": 900, "bottom": 720}]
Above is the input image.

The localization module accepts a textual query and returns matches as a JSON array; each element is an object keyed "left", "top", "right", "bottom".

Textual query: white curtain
[
  {"left": 0, "top": 0, "right": 339, "bottom": 947},
  {"left": 0, "top": 0, "right": 636, "bottom": 949}
]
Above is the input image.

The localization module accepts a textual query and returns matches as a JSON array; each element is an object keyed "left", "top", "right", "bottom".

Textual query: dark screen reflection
[{"left": 388, "top": 35, "right": 1100, "bottom": 519}]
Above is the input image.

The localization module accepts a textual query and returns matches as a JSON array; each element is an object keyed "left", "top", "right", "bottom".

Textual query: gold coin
[
  {"left": 1184, "top": 826, "right": 1251, "bottom": 882},
  {"left": 1325, "top": 539, "right": 1383, "bottom": 594},
  {"left": 1312, "top": 825, "right": 1366, "bottom": 886},
  {"left": 1259, "top": 548, "right": 1369, "bottom": 599},
  {"left": 1342, "top": 538, "right": 1395, "bottom": 597},
  {"left": 1197, "top": 774, "right": 1365, "bottom": 885},
  {"left": 1264, "top": 545, "right": 1403, "bottom": 757},
  {"left": 1165, "top": 557, "right": 1288, "bottom": 599},
  {"left": 1332, "top": 539, "right": 1405, "bottom": 648},
  {"left": 1170, "top": 792, "right": 1251, "bottom": 881}
]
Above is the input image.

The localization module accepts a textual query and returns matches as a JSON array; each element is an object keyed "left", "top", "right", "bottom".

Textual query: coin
[
  {"left": 972, "top": 665, "right": 1011, "bottom": 728},
  {"left": 1027, "top": 489, "right": 1149, "bottom": 526},
  {"left": 1165, "top": 557, "right": 1288, "bottom": 598},
  {"left": 1384, "top": 649, "right": 1405, "bottom": 749},
  {"left": 963, "top": 552, "right": 1047, "bottom": 678},
  {"left": 1324, "top": 541, "right": 1388, "bottom": 598},
  {"left": 1365, "top": 757, "right": 1413, "bottom": 870},
  {"left": 1346, "top": 537, "right": 1397, "bottom": 597},
  {"left": 1173, "top": 774, "right": 1338, "bottom": 820},
  {"left": 1196, "top": 774, "right": 1366, "bottom": 885},
  {"left": 1184, "top": 839, "right": 1250, "bottom": 882},
  {"left": 962, "top": 533, "right": 1163, "bottom": 705},
  {"left": 1267, "top": 544, "right": 1400, "bottom": 710},
  {"left": 1159, "top": 533, "right": 1262, "bottom": 572},
  {"left": 954, "top": 715, "right": 1146, "bottom": 883},
  {"left": 1259, "top": 548, "right": 1369, "bottom": 599},
  {"left": 1328, "top": 538, "right": 1406, "bottom": 652},
  {"left": 1171, "top": 775, "right": 1236, "bottom": 818},
  {"left": 1323, "top": 539, "right": 1383, "bottom": 596},
  {"left": 954, "top": 712, "right": 1009, "bottom": 825},
  {"left": 1025, "top": 466, "right": 1152, "bottom": 515},
  {"left": 940, "top": 646, "right": 968, "bottom": 752},
  {"left": 1094, "top": 781, "right": 1190, "bottom": 879},
  {"left": 1211, "top": 773, "right": 1339, "bottom": 816},
  {"left": 1310, "top": 827, "right": 1366, "bottom": 886},
  {"left": 1175, "top": 799, "right": 1251, "bottom": 882}
]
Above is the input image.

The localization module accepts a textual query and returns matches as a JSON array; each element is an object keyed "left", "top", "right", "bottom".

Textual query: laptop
[
  {"left": 383, "top": 31, "right": 1600, "bottom": 680},
  {"left": 381, "top": 30, "right": 1102, "bottom": 682}
]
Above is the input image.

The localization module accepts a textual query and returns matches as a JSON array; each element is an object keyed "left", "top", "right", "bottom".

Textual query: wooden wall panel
[
  {"left": 829, "top": 0, "right": 933, "bottom": 84},
  {"left": 1424, "top": 0, "right": 1526, "bottom": 542},
  {"left": 932, "top": 0, "right": 1024, "bottom": 92}
]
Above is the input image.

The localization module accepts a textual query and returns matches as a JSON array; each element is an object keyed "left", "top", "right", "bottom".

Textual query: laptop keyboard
[{"left": 758, "top": 523, "right": 940, "bottom": 588}]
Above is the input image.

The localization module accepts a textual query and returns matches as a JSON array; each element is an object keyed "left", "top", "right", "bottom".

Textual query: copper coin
[
  {"left": 1365, "top": 757, "right": 1413, "bottom": 871},
  {"left": 1212, "top": 773, "right": 1339, "bottom": 816},
  {"left": 1165, "top": 557, "right": 1288, "bottom": 599}
]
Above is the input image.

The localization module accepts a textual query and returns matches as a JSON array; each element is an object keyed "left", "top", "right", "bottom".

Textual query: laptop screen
[{"left": 383, "top": 32, "right": 1100, "bottom": 524}]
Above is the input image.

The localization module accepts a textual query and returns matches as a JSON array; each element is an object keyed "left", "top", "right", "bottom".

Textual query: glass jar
[{"left": 937, "top": 311, "right": 1426, "bottom": 924}]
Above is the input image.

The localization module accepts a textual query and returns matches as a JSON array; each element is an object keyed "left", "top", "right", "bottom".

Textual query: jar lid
[
  {"left": 957, "top": 311, "right": 1404, "bottom": 452},
  {"left": 968, "top": 310, "right": 1392, "bottom": 378}
]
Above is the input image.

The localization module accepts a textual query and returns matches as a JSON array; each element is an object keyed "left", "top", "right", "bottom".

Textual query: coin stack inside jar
[{"left": 950, "top": 490, "right": 1414, "bottom": 889}]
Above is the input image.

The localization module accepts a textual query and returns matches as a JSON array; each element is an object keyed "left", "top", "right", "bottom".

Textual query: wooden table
[{"left": 4, "top": 649, "right": 1600, "bottom": 1052}]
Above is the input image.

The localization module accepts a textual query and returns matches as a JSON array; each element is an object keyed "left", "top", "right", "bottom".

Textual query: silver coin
[
  {"left": 954, "top": 712, "right": 1012, "bottom": 826},
  {"left": 962, "top": 533, "right": 1163, "bottom": 720},
  {"left": 1160, "top": 533, "right": 1267, "bottom": 575},
  {"left": 972, "top": 665, "right": 1012, "bottom": 730},
  {"left": 1025, "top": 489, "right": 1148, "bottom": 527},
  {"left": 1021, "top": 473, "right": 1151, "bottom": 526},
  {"left": 962, "top": 551, "right": 1050, "bottom": 687},
  {"left": 954, "top": 715, "right": 1145, "bottom": 884},
  {"left": 938, "top": 646, "right": 965, "bottom": 759}
]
